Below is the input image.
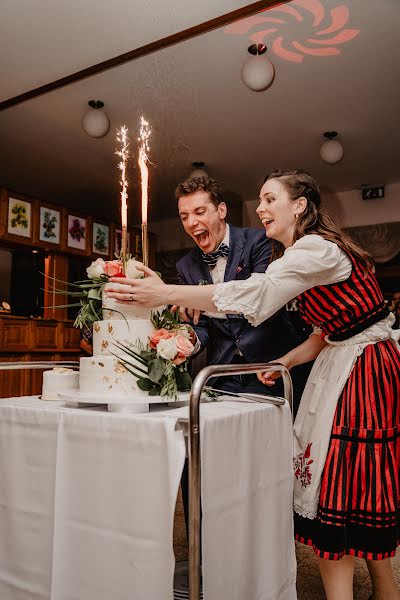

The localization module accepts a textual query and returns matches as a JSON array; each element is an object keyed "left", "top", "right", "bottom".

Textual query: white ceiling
[{"left": 0, "top": 0, "right": 399, "bottom": 224}]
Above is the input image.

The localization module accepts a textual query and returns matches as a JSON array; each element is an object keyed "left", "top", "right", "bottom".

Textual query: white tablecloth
[{"left": 0, "top": 396, "right": 296, "bottom": 600}]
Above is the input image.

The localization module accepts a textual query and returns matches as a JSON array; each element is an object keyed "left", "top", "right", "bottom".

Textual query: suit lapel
[{"left": 224, "top": 225, "right": 246, "bottom": 282}]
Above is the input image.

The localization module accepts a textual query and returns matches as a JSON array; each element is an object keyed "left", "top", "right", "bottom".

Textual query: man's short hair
[{"left": 175, "top": 176, "right": 223, "bottom": 208}]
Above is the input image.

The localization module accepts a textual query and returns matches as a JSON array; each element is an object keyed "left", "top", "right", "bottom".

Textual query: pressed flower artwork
[
  {"left": 93, "top": 222, "right": 110, "bottom": 256},
  {"left": 39, "top": 206, "right": 60, "bottom": 244},
  {"left": 7, "top": 197, "right": 31, "bottom": 238},
  {"left": 67, "top": 214, "right": 86, "bottom": 250}
]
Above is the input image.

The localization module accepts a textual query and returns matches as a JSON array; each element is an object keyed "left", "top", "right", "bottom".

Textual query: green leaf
[
  {"left": 46, "top": 302, "right": 83, "bottom": 309},
  {"left": 140, "top": 349, "right": 156, "bottom": 360},
  {"left": 122, "top": 363, "right": 149, "bottom": 379},
  {"left": 176, "top": 370, "right": 192, "bottom": 391},
  {"left": 110, "top": 354, "right": 148, "bottom": 377},
  {"left": 39, "top": 272, "right": 86, "bottom": 289},
  {"left": 148, "top": 358, "right": 165, "bottom": 383},
  {"left": 149, "top": 386, "right": 162, "bottom": 396},
  {"left": 137, "top": 377, "right": 153, "bottom": 391},
  {"left": 112, "top": 343, "right": 148, "bottom": 366}
]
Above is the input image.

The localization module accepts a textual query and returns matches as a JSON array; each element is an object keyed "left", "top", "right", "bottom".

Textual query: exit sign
[{"left": 361, "top": 185, "right": 385, "bottom": 200}]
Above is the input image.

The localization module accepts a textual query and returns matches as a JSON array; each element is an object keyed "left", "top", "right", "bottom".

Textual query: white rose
[
  {"left": 87, "top": 258, "right": 105, "bottom": 279},
  {"left": 125, "top": 259, "right": 143, "bottom": 279},
  {"left": 156, "top": 337, "right": 178, "bottom": 360},
  {"left": 178, "top": 328, "right": 191, "bottom": 340}
]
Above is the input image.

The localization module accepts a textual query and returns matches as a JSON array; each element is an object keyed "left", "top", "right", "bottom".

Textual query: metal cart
[{"left": 188, "top": 362, "right": 293, "bottom": 600}]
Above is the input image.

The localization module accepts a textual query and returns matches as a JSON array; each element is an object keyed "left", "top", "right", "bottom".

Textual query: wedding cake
[
  {"left": 44, "top": 256, "right": 193, "bottom": 409},
  {"left": 42, "top": 367, "right": 79, "bottom": 400},
  {"left": 79, "top": 296, "right": 156, "bottom": 398}
]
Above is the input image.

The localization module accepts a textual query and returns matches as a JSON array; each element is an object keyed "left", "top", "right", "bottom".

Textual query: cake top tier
[{"left": 102, "top": 296, "right": 165, "bottom": 320}]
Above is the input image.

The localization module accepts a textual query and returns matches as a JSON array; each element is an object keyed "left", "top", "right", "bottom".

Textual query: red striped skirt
[{"left": 295, "top": 338, "right": 400, "bottom": 560}]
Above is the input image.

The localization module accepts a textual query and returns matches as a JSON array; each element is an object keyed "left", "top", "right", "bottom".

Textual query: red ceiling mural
[{"left": 225, "top": 0, "right": 360, "bottom": 63}]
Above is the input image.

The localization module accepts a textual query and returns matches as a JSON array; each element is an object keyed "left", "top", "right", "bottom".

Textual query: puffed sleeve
[{"left": 212, "top": 235, "right": 352, "bottom": 326}]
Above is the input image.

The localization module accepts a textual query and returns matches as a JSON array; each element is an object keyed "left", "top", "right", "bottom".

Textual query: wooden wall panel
[
  {"left": 32, "top": 321, "right": 59, "bottom": 350},
  {"left": 2, "top": 318, "right": 31, "bottom": 350},
  {"left": 0, "top": 354, "right": 28, "bottom": 397},
  {"left": 62, "top": 323, "right": 81, "bottom": 349},
  {"left": 0, "top": 317, "right": 81, "bottom": 398}
]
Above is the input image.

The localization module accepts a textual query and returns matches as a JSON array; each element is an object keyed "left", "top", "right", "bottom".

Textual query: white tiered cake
[{"left": 79, "top": 297, "right": 157, "bottom": 398}]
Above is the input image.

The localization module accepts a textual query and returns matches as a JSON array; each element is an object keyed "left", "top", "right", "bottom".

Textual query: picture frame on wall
[
  {"left": 3, "top": 193, "right": 34, "bottom": 243},
  {"left": 34, "top": 202, "right": 62, "bottom": 247},
  {"left": 64, "top": 212, "right": 89, "bottom": 254},
  {"left": 92, "top": 221, "right": 110, "bottom": 256}
]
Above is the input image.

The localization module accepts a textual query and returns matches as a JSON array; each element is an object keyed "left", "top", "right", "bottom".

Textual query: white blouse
[{"left": 213, "top": 235, "right": 352, "bottom": 327}]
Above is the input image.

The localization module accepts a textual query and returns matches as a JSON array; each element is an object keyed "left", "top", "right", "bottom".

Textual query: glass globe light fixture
[
  {"left": 320, "top": 131, "right": 344, "bottom": 164},
  {"left": 241, "top": 44, "right": 275, "bottom": 92},
  {"left": 189, "top": 161, "right": 208, "bottom": 179},
  {"left": 82, "top": 100, "right": 110, "bottom": 138}
]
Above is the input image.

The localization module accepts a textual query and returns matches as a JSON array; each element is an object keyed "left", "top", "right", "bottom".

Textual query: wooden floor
[{"left": 173, "top": 493, "right": 400, "bottom": 598}]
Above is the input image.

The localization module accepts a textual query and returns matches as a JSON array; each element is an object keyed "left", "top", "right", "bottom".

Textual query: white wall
[
  {"left": 243, "top": 181, "right": 400, "bottom": 229},
  {"left": 151, "top": 182, "right": 400, "bottom": 251}
]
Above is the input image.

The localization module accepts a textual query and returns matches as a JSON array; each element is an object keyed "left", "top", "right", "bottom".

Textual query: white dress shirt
[
  {"left": 202, "top": 225, "right": 230, "bottom": 319},
  {"left": 191, "top": 226, "right": 230, "bottom": 353}
]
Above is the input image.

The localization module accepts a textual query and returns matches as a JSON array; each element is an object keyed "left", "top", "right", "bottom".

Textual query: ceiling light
[
  {"left": 320, "top": 131, "right": 344, "bottom": 164},
  {"left": 241, "top": 44, "right": 275, "bottom": 92},
  {"left": 82, "top": 100, "right": 110, "bottom": 138},
  {"left": 189, "top": 161, "right": 208, "bottom": 179}
]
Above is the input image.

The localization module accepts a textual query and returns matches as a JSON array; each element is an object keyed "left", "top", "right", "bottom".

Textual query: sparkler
[
  {"left": 116, "top": 126, "right": 129, "bottom": 273},
  {"left": 138, "top": 116, "right": 151, "bottom": 266}
]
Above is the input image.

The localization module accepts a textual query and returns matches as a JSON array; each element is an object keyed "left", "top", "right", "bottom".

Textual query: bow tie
[{"left": 201, "top": 243, "right": 229, "bottom": 269}]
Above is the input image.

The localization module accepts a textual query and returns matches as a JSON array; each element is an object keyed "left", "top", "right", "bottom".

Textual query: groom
[{"left": 175, "top": 175, "right": 306, "bottom": 397}]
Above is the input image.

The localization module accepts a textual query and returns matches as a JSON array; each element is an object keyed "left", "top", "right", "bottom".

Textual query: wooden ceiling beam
[{"left": 0, "top": 0, "right": 286, "bottom": 112}]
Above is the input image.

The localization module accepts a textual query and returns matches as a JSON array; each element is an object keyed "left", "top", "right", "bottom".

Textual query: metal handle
[
  {"left": 0, "top": 361, "right": 79, "bottom": 370},
  {"left": 188, "top": 362, "right": 292, "bottom": 600}
]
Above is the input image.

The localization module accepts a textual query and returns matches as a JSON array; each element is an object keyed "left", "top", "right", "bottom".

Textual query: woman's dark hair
[{"left": 264, "top": 169, "right": 374, "bottom": 272}]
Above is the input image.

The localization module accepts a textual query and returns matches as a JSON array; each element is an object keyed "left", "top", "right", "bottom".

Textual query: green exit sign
[{"left": 361, "top": 185, "right": 385, "bottom": 200}]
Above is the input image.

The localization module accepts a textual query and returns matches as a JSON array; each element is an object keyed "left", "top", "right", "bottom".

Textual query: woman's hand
[
  {"left": 257, "top": 355, "right": 292, "bottom": 387},
  {"left": 105, "top": 264, "right": 167, "bottom": 308}
]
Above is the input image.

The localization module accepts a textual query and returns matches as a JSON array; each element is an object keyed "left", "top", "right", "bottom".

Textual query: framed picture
[
  {"left": 34, "top": 202, "right": 62, "bottom": 247},
  {"left": 64, "top": 212, "right": 89, "bottom": 254},
  {"left": 92, "top": 221, "right": 110, "bottom": 256},
  {"left": 4, "top": 193, "right": 34, "bottom": 242}
]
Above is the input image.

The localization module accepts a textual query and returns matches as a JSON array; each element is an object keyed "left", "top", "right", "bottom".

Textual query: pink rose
[
  {"left": 173, "top": 334, "right": 194, "bottom": 365},
  {"left": 149, "top": 328, "right": 174, "bottom": 349},
  {"left": 104, "top": 260, "right": 123, "bottom": 277}
]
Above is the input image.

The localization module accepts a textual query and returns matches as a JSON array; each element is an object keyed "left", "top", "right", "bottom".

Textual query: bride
[{"left": 106, "top": 169, "right": 400, "bottom": 600}]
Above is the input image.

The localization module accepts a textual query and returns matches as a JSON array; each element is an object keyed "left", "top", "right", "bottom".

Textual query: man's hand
[{"left": 171, "top": 305, "right": 203, "bottom": 325}]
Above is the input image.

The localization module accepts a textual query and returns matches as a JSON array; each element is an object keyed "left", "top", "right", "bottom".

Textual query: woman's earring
[{"left": 295, "top": 213, "right": 298, "bottom": 218}]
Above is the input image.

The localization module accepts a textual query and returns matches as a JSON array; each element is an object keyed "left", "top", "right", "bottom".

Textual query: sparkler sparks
[
  {"left": 138, "top": 116, "right": 151, "bottom": 266},
  {"left": 138, "top": 116, "right": 151, "bottom": 225}
]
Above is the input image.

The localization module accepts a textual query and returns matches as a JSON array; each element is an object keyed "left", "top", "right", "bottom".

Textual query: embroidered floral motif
[{"left": 294, "top": 442, "right": 314, "bottom": 488}]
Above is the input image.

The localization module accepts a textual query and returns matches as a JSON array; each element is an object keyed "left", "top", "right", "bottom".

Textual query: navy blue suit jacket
[{"left": 176, "top": 225, "right": 302, "bottom": 370}]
